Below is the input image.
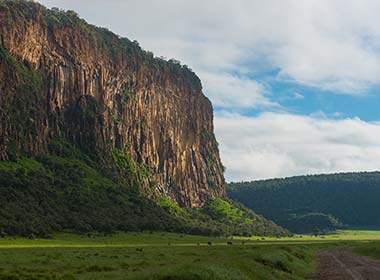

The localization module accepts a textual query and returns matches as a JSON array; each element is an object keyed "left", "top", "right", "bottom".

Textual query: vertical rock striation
[{"left": 0, "top": 1, "right": 226, "bottom": 207}]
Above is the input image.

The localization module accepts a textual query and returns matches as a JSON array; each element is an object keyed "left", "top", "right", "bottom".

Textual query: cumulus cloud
[{"left": 215, "top": 112, "right": 380, "bottom": 181}]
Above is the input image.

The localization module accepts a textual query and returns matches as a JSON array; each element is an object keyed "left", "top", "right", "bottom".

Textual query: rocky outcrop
[{"left": 0, "top": 0, "right": 226, "bottom": 207}]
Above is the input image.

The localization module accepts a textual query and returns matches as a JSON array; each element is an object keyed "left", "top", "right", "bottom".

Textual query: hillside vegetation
[
  {"left": 0, "top": 139, "right": 288, "bottom": 238},
  {"left": 228, "top": 172, "right": 380, "bottom": 233}
]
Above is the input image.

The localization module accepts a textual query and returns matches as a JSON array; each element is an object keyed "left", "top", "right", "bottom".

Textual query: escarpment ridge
[{"left": 0, "top": 0, "right": 226, "bottom": 207}]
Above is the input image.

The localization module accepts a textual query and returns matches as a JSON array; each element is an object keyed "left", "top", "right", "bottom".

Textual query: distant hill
[{"left": 228, "top": 172, "right": 380, "bottom": 233}]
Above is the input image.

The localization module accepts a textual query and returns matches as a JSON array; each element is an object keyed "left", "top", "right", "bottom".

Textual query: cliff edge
[{"left": 0, "top": 0, "right": 226, "bottom": 207}]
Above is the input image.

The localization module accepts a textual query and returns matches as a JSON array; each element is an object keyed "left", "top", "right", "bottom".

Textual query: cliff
[{"left": 0, "top": 0, "right": 226, "bottom": 207}]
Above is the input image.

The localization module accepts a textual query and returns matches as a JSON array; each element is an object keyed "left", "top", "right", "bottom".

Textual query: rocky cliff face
[{"left": 0, "top": 0, "right": 226, "bottom": 207}]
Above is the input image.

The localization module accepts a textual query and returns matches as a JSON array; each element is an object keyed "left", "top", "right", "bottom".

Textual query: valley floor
[{"left": 0, "top": 231, "right": 380, "bottom": 280}]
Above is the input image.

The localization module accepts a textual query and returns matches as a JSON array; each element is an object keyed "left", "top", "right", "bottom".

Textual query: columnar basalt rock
[{"left": 0, "top": 1, "right": 226, "bottom": 207}]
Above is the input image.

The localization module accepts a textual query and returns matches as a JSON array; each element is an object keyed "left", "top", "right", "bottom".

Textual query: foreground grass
[
  {"left": 0, "top": 230, "right": 378, "bottom": 280},
  {"left": 0, "top": 243, "right": 327, "bottom": 280},
  {"left": 354, "top": 241, "right": 380, "bottom": 260}
]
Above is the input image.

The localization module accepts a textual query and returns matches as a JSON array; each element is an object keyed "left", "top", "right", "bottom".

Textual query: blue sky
[
  {"left": 240, "top": 77, "right": 380, "bottom": 121},
  {"left": 38, "top": 0, "right": 380, "bottom": 181}
]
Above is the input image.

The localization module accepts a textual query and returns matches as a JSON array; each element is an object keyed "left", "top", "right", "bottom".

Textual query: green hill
[
  {"left": 0, "top": 139, "right": 289, "bottom": 238},
  {"left": 228, "top": 172, "right": 380, "bottom": 233}
]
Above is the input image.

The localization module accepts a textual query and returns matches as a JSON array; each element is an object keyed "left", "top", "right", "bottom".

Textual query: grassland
[
  {"left": 0, "top": 230, "right": 379, "bottom": 280},
  {"left": 354, "top": 240, "right": 380, "bottom": 260}
]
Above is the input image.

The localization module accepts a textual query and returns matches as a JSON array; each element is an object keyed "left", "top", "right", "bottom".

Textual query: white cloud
[
  {"left": 215, "top": 112, "right": 380, "bottom": 181},
  {"left": 37, "top": 0, "right": 380, "bottom": 96},
  {"left": 199, "top": 72, "right": 276, "bottom": 109}
]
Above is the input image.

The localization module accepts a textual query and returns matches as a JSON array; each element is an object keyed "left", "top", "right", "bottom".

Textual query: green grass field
[
  {"left": 0, "top": 230, "right": 379, "bottom": 280},
  {"left": 354, "top": 240, "right": 380, "bottom": 260}
]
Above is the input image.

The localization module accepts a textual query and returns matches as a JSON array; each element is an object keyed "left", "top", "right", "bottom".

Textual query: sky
[{"left": 37, "top": 0, "right": 380, "bottom": 182}]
